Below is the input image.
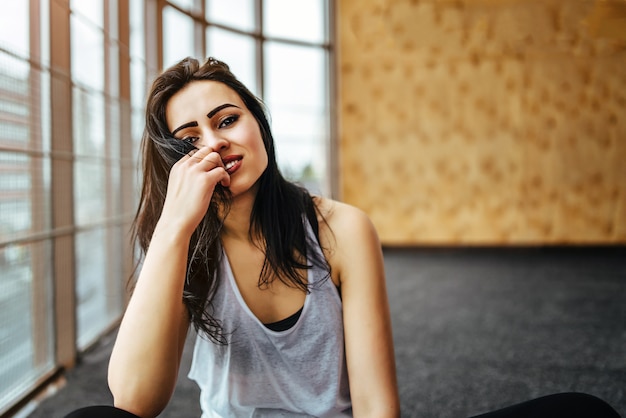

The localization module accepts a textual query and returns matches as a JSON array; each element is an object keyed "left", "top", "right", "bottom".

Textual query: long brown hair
[{"left": 131, "top": 57, "right": 329, "bottom": 343}]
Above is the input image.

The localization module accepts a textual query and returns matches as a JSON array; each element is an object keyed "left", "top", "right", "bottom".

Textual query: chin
[
  {"left": 227, "top": 184, "right": 252, "bottom": 200},
  {"left": 230, "top": 178, "right": 261, "bottom": 200}
]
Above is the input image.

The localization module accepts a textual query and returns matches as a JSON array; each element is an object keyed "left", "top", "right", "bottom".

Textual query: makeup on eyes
[
  {"left": 171, "top": 103, "right": 241, "bottom": 138},
  {"left": 218, "top": 114, "right": 239, "bottom": 129}
]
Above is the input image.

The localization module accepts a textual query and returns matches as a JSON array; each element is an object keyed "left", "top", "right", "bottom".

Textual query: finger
[
  {"left": 186, "top": 146, "right": 213, "bottom": 162},
  {"left": 197, "top": 151, "right": 224, "bottom": 169},
  {"left": 219, "top": 169, "right": 231, "bottom": 187},
  {"left": 202, "top": 166, "right": 230, "bottom": 188}
]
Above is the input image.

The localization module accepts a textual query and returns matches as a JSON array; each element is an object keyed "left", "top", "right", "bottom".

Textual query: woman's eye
[
  {"left": 182, "top": 136, "right": 199, "bottom": 144},
  {"left": 218, "top": 115, "right": 239, "bottom": 129}
]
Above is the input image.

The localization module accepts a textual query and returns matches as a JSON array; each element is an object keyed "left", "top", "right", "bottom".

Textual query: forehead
[{"left": 166, "top": 80, "right": 243, "bottom": 126}]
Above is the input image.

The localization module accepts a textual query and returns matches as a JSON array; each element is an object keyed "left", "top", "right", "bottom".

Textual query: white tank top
[{"left": 188, "top": 223, "right": 352, "bottom": 417}]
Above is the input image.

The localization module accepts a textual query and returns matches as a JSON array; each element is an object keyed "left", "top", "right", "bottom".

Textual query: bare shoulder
[
  {"left": 315, "top": 197, "right": 376, "bottom": 236},
  {"left": 313, "top": 197, "right": 381, "bottom": 282}
]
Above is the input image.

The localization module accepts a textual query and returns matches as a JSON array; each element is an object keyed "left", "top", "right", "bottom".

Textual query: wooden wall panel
[{"left": 337, "top": 0, "right": 626, "bottom": 245}]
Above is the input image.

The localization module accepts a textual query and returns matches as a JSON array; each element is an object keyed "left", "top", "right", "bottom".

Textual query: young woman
[
  {"left": 82, "top": 56, "right": 397, "bottom": 418},
  {"left": 65, "top": 57, "right": 620, "bottom": 418}
]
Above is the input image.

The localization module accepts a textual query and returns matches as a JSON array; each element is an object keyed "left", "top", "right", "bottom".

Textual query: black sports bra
[{"left": 264, "top": 306, "right": 304, "bottom": 332}]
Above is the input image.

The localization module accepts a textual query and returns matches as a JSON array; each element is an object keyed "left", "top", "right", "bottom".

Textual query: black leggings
[
  {"left": 65, "top": 392, "right": 621, "bottom": 418},
  {"left": 468, "top": 392, "right": 621, "bottom": 417}
]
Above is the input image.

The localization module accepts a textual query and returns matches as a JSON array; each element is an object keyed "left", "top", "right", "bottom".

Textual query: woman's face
[{"left": 165, "top": 80, "right": 268, "bottom": 199}]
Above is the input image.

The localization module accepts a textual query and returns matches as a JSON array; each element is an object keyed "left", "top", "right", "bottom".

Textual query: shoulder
[
  {"left": 313, "top": 197, "right": 382, "bottom": 284},
  {"left": 315, "top": 197, "right": 377, "bottom": 238}
]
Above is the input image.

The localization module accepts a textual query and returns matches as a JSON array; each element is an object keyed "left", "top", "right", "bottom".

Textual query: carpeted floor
[{"left": 27, "top": 247, "right": 625, "bottom": 418}]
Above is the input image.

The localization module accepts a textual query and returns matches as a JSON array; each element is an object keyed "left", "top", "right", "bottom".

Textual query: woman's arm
[
  {"left": 325, "top": 201, "right": 400, "bottom": 417},
  {"left": 108, "top": 223, "right": 191, "bottom": 418},
  {"left": 108, "top": 147, "right": 229, "bottom": 417}
]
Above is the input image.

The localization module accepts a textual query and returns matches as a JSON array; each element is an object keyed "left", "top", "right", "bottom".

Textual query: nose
[{"left": 198, "top": 129, "right": 229, "bottom": 152}]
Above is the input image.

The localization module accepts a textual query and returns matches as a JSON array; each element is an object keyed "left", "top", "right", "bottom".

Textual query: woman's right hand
[
  {"left": 110, "top": 146, "right": 229, "bottom": 417},
  {"left": 159, "top": 146, "right": 231, "bottom": 236}
]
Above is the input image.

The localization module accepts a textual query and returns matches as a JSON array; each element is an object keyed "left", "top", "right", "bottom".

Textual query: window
[
  {"left": 0, "top": 0, "right": 136, "bottom": 414},
  {"left": 163, "top": 6, "right": 195, "bottom": 70},
  {"left": 70, "top": 0, "right": 126, "bottom": 350},
  {"left": 205, "top": 27, "right": 257, "bottom": 94},
  {"left": 0, "top": 1, "right": 54, "bottom": 413},
  {"left": 263, "top": 0, "right": 326, "bottom": 43},
  {"left": 0, "top": 0, "right": 333, "bottom": 413},
  {"left": 130, "top": 0, "right": 147, "bottom": 196},
  {"left": 264, "top": 42, "right": 328, "bottom": 194}
]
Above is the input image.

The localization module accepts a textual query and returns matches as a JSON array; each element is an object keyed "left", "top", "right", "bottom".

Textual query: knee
[
  {"left": 64, "top": 405, "right": 142, "bottom": 418},
  {"left": 544, "top": 392, "right": 620, "bottom": 418}
]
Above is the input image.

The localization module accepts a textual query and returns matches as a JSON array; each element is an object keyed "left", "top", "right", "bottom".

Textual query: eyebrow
[
  {"left": 207, "top": 103, "right": 240, "bottom": 119},
  {"left": 171, "top": 103, "right": 241, "bottom": 136},
  {"left": 171, "top": 121, "right": 198, "bottom": 136}
]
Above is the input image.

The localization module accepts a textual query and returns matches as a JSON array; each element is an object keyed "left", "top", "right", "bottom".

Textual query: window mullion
[
  {"left": 28, "top": 0, "right": 49, "bottom": 370},
  {"left": 147, "top": 0, "right": 163, "bottom": 76},
  {"left": 117, "top": 0, "right": 134, "bottom": 307},
  {"left": 325, "top": 0, "right": 336, "bottom": 198},
  {"left": 256, "top": 0, "right": 264, "bottom": 99},
  {"left": 49, "top": 0, "right": 77, "bottom": 369}
]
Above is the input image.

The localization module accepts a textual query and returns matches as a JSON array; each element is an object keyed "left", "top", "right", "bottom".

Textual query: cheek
[
  {"left": 254, "top": 143, "right": 268, "bottom": 172},
  {"left": 261, "top": 150, "right": 269, "bottom": 170},
  {"left": 250, "top": 128, "right": 268, "bottom": 166}
]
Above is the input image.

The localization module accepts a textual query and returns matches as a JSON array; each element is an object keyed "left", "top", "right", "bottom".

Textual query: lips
[{"left": 222, "top": 155, "right": 243, "bottom": 175}]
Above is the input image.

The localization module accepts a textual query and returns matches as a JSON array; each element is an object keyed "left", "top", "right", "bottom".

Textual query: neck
[{"left": 221, "top": 187, "right": 257, "bottom": 243}]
